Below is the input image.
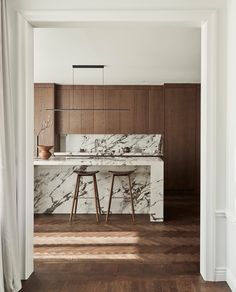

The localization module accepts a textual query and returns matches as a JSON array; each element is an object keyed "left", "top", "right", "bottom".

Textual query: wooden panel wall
[
  {"left": 35, "top": 83, "right": 200, "bottom": 194},
  {"left": 164, "top": 84, "right": 200, "bottom": 193},
  {"left": 34, "top": 84, "right": 55, "bottom": 153},
  {"left": 54, "top": 85, "right": 164, "bottom": 135}
]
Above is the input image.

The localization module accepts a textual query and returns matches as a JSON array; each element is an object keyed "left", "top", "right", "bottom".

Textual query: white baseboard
[
  {"left": 215, "top": 267, "right": 227, "bottom": 281},
  {"left": 227, "top": 269, "right": 236, "bottom": 292}
]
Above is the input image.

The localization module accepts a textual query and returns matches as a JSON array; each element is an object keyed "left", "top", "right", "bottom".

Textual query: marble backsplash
[{"left": 60, "top": 134, "right": 163, "bottom": 155}]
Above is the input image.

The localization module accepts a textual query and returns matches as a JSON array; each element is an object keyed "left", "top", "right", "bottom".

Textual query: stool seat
[
  {"left": 108, "top": 170, "right": 135, "bottom": 176},
  {"left": 73, "top": 170, "right": 99, "bottom": 176}
]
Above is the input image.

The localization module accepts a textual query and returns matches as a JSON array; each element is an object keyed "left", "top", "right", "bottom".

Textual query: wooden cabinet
[
  {"left": 55, "top": 85, "right": 70, "bottom": 134},
  {"left": 35, "top": 83, "right": 200, "bottom": 193},
  {"left": 105, "top": 89, "right": 120, "bottom": 133},
  {"left": 93, "top": 89, "right": 106, "bottom": 133},
  {"left": 134, "top": 89, "right": 149, "bottom": 133},
  {"left": 80, "top": 89, "right": 94, "bottom": 133},
  {"left": 164, "top": 84, "right": 200, "bottom": 193},
  {"left": 120, "top": 89, "right": 135, "bottom": 133},
  {"left": 34, "top": 84, "right": 55, "bottom": 153},
  {"left": 148, "top": 86, "right": 164, "bottom": 134},
  {"left": 51, "top": 85, "right": 164, "bottom": 135}
]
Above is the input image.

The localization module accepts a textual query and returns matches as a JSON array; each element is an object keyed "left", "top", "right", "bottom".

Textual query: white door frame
[{"left": 17, "top": 9, "right": 218, "bottom": 281}]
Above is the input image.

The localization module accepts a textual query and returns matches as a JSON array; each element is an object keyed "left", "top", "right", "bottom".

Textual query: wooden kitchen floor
[{"left": 20, "top": 195, "right": 230, "bottom": 292}]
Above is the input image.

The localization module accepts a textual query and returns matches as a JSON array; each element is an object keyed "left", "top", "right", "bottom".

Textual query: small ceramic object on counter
[
  {"left": 38, "top": 145, "right": 53, "bottom": 160},
  {"left": 80, "top": 148, "right": 85, "bottom": 152},
  {"left": 122, "top": 147, "right": 131, "bottom": 153}
]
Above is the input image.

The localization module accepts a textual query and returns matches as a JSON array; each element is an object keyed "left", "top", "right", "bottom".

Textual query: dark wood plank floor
[{"left": 21, "top": 195, "right": 230, "bottom": 292}]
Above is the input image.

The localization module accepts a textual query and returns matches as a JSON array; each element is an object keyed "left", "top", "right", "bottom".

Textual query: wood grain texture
[
  {"left": 120, "top": 89, "right": 135, "bottom": 133},
  {"left": 196, "top": 84, "right": 201, "bottom": 193},
  {"left": 148, "top": 86, "right": 164, "bottom": 134},
  {"left": 134, "top": 89, "right": 149, "bottom": 133},
  {"left": 34, "top": 83, "right": 55, "bottom": 150},
  {"left": 46, "top": 85, "right": 165, "bottom": 135},
  {"left": 164, "top": 84, "right": 200, "bottom": 192},
  {"left": 81, "top": 89, "right": 94, "bottom": 133},
  {"left": 93, "top": 89, "right": 106, "bottom": 133},
  {"left": 20, "top": 194, "right": 229, "bottom": 292},
  {"left": 55, "top": 85, "right": 70, "bottom": 134},
  {"left": 69, "top": 88, "right": 83, "bottom": 134},
  {"left": 105, "top": 89, "right": 120, "bottom": 133}
]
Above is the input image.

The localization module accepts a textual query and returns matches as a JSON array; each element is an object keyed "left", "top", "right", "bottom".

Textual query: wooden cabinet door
[
  {"left": 34, "top": 84, "right": 55, "bottom": 148},
  {"left": 148, "top": 86, "right": 164, "bottom": 134},
  {"left": 80, "top": 89, "right": 94, "bottom": 133},
  {"left": 164, "top": 84, "right": 200, "bottom": 192},
  {"left": 105, "top": 89, "right": 120, "bottom": 133},
  {"left": 120, "top": 89, "right": 135, "bottom": 134},
  {"left": 94, "top": 89, "right": 105, "bottom": 133},
  {"left": 55, "top": 86, "right": 70, "bottom": 134},
  {"left": 134, "top": 89, "right": 149, "bottom": 133}
]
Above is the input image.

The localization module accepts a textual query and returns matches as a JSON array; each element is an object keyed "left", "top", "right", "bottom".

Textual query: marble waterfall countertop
[{"left": 34, "top": 155, "right": 163, "bottom": 222}]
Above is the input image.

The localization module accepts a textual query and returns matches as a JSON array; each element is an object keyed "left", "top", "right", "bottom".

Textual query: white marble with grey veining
[
  {"left": 60, "top": 134, "right": 163, "bottom": 155},
  {"left": 34, "top": 156, "right": 163, "bottom": 222}
]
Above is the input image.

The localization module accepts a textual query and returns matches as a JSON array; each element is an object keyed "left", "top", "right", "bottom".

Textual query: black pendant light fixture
[{"left": 46, "top": 65, "right": 130, "bottom": 112}]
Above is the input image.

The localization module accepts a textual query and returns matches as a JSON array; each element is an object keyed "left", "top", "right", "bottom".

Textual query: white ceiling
[{"left": 34, "top": 25, "right": 201, "bottom": 85}]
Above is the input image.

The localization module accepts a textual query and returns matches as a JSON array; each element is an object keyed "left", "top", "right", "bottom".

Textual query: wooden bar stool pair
[{"left": 69, "top": 169, "right": 136, "bottom": 223}]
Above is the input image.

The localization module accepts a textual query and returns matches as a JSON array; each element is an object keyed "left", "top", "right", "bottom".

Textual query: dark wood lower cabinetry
[{"left": 34, "top": 83, "right": 200, "bottom": 194}]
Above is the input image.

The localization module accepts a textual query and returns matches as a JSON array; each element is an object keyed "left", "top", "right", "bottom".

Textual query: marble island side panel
[{"left": 34, "top": 157, "right": 163, "bottom": 222}]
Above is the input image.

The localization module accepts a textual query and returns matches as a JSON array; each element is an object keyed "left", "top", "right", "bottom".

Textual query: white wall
[
  {"left": 7, "top": 0, "right": 229, "bottom": 284},
  {"left": 34, "top": 26, "right": 201, "bottom": 84},
  {"left": 226, "top": 0, "right": 236, "bottom": 290},
  {"left": 9, "top": 0, "right": 227, "bottom": 10}
]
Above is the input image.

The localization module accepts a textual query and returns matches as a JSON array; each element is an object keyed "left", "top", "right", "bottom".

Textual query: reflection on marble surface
[{"left": 60, "top": 134, "right": 163, "bottom": 155}]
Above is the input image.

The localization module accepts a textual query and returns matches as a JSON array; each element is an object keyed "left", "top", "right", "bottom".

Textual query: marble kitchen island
[
  {"left": 34, "top": 155, "right": 163, "bottom": 222},
  {"left": 34, "top": 134, "right": 164, "bottom": 222}
]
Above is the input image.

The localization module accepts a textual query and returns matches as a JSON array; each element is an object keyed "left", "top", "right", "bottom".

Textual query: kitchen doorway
[{"left": 17, "top": 10, "right": 219, "bottom": 282}]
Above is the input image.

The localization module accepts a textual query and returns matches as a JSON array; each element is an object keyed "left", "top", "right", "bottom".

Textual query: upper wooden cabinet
[
  {"left": 148, "top": 86, "right": 164, "bottom": 134},
  {"left": 55, "top": 85, "right": 70, "bottom": 134},
  {"left": 47, "top": 85, "right": 164, "bottom": 135},
  {"left": 105, "top": 89, "right": 121, "bottom": 133},
  {"left": 119, "top": 89, "right": 135, "bottom": 133}
]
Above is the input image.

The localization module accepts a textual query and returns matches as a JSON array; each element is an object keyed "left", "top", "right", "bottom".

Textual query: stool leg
[
  {"left": 128, "top": 175, "right": 135, "bottom": 222},
  {"left": 106, "top": 174, "right": 115, "bottom": 223},
  {"left": 94, "top": 175, "right": 101, "bottom": 215},
  {"left": 93, "top": 175, "right": 100, "bottom": 222},
  {"left": 69, "top": 175, "right": 80, "bottom": 223},
  {"left": 74, "top": 176, "right": 80, "bottom": 216}
]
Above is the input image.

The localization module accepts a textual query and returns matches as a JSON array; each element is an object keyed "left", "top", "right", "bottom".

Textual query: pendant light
[{"left": 46, "top": 65, "right": 130, "bottom": 111}]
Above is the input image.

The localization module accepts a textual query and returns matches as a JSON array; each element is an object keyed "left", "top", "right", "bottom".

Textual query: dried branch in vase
[{"left": 34, "top": 115, "right": 53, "bottom": 137}]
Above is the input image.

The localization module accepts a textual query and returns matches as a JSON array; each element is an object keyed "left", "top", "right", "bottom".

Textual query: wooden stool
[
  {"left": 69, "top": 170, "right": 101, "bottom": 223},
  {"left": 106, "top": 170, "right": 135, "bottom": 223}
]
